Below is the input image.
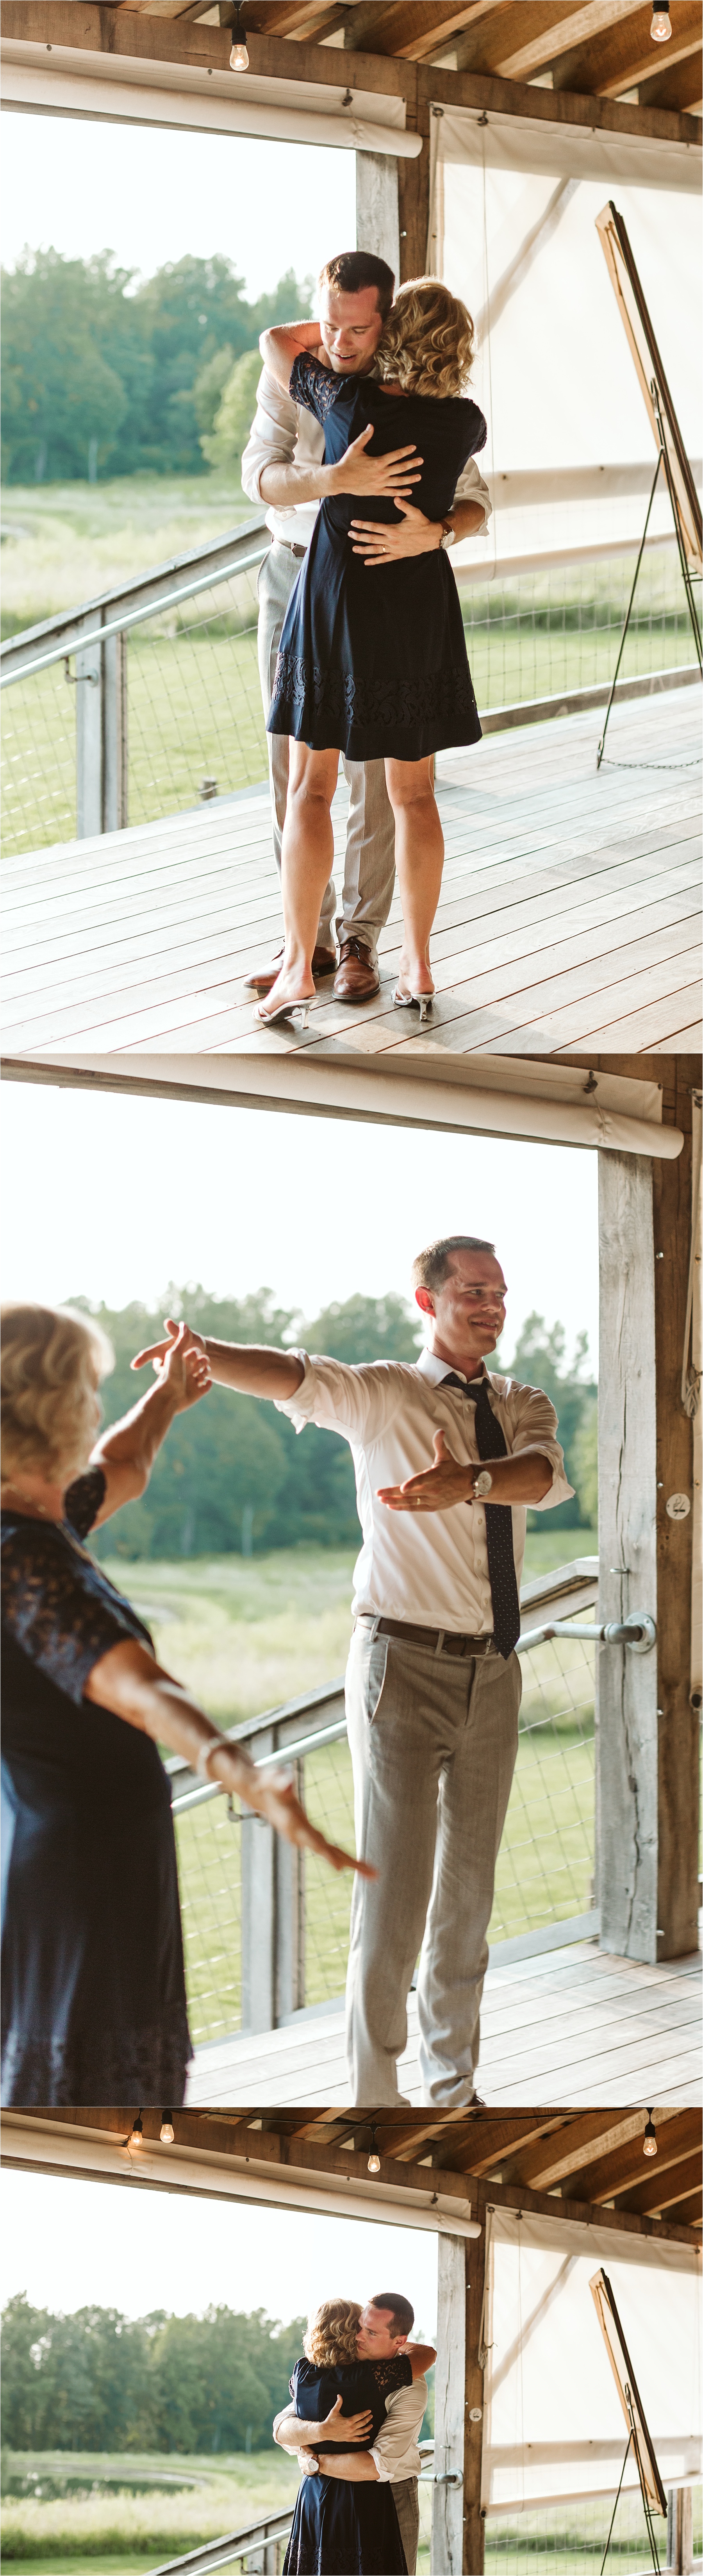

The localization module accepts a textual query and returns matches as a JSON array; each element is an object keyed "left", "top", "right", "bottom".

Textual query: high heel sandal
[
  {"left": 253, "top": 996, "right": 315, "bottom": 1030},
  {"left": 393, "top": 988, "right": 434, "bottom": 1026}
]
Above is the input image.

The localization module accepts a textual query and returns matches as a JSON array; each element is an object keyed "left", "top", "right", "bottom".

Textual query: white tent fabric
[
  {"left": 483, "top": 2206, "right": 702, "bottom": 2513},
  {"left": 432, "top": 102, "right": 702, "bottom": 193},
  {"left": 432, "top": 114, "right": 702, "bottom": 561},
  {"left": 0, "top": 42, "right": 421, "bottom": 157}
]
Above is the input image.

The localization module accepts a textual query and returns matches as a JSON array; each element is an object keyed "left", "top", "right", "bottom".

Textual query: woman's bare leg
[
  {"left": 258, "top": 741, "right": 340, "bottom": 1018},
  {"left": 384, "top": 755, "right": 444, "bottom": 997}
]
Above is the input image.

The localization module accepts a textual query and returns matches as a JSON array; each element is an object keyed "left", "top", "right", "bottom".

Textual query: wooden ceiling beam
[
  {"left": 502, "top": 2109, "right": 667, "bottom": 2190},
  {"left": 614, "top": 2151, "right": 703, "bottom": 2218},
  {"left": 493, "top": 0, "right": 644, "bottom": 82},
  {"left": 598, "top": 28, "right": 703, "bottom": 96},
  {"left": 564, "top": 2110, "right": 703, "bottom": 2205},
  {"left": 644, "top": 53, "right": 703, "bottom": 108},
  {"left": 551, "top": 0, "right": 700, "bottom": 94},
  {"left": 339, "top": 2, "right": 482, "bottom": 55}
]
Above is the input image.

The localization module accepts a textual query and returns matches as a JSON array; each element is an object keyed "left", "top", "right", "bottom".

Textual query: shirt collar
[{"left": 416, "top": 1349, "right": 488, "bottom": 1388}]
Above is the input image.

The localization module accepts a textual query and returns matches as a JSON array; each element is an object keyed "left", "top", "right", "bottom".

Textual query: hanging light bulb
[
  {"left": 367, "top": 2124, "right": 381, "bottom": 2175},
  {"left": 129, "top": 2111, "right": 143, "bottom": 2148},
  {"left": 229, "top": 6, "right": 249, "bottom": 70},
  {"left": 643, "top": 2109, "right": 657, "bottom": 2158},
  {"left": 650, "top": 6, "right": 671, "bottom": 37},
  {"left": 160, "top": 2113, "right": 175, "bottom": 2145}
]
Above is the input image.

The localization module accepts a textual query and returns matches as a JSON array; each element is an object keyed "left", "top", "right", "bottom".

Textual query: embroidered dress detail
[
  {"left": 290, "top": 351, "right": 349, "bottom": 421},
  {"left": 270, "top": 650, "right": 478, "bottom": 738}
]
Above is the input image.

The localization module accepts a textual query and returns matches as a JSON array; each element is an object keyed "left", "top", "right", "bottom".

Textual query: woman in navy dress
[
  {"left": 1, "top": 1304, "right": 371, "bottom": 2106},
  {"left": 282, "top": 2301, "right": 414, "bottom": 2576},
  {"left": 254, "top": 276, "right": 486, "bottom": 1032}
]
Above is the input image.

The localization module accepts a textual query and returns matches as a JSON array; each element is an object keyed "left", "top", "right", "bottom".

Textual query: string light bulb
[
  {"left": 160, "top": 2113, "right": 175, "bottom": 2144},
  {"left": 229, "top": 6, "right": 249, "bottom": 69},
  {"left": 643, "top": 2108, "right": 657, "bottom": 2158},
  {"left": 367, "top": 2124, "right": 381, "bottom": 2175},
  {"left": 128, "top": 2111, "right": 143, "bottom": 2148},
  {"left": 650, "top": 6, "right": 671, "bottom": 37}
]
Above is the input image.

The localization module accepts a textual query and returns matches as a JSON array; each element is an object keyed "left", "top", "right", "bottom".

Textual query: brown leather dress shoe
[
  {"left": 243, "top": 943, "right": 337, "bottom": 996},
  {"left": 333, "top": 937, "right": 380, "bottom": 1002}
]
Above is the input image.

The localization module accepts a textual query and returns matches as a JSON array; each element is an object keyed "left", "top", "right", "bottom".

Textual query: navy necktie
[{"left": 441, "top": 1372, "right": 521, "bottom": 1660}]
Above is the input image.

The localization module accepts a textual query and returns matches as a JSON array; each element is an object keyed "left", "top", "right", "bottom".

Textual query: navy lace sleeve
[
  {"left": 373, "top": 2356, "right": 414, "bottom": 2393},
  {"left": 0, "top": 1521, "right": 153, "bottom": 1708},
  {"left": 64, "top": 1465, "right": 107, "bottom": 1538},
  {"left": 464, "top": 399, "right": 487, "bottom": 458},
  {"left": 290, "top": 351, "right": 348, "bottom": 424}
]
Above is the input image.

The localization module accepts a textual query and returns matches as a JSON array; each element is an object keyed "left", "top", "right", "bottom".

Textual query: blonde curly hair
[
  {"left": 1, "top": 1302, "right": 114, "bottom": 1486},
  {"left": 373, "top": 276, "right": 474, "bottom": 400},
  {"left": 303, "top": 2299, "right": 362, "bottom": 2366}
]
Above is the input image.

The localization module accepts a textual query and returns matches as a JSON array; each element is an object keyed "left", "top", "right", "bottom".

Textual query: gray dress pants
[
  {"left": 345, "top": 1624, "right": 521, "bottom": 2106},
  {"left": 392, "top": 2476, "right": 420, "bottom": 2575},
  {"left": 257, "top": 541, "right": 396, "bottom": 966}
]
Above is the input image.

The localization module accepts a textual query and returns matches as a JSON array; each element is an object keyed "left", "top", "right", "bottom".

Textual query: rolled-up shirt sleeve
[
  {"left": 371, "top": 2379, "right": 426, "bottom": 2482},
  {"left": 453, "top": 453, "right": 492, "bottom": 527},
  {"left": 275, "top": 1352, "right": 405, "bottom": 1446},
  {"left": 240, "top": 366, "right": 299, "bottom": 503},
  {"left": 506, "top": 1380, "right": 573, "bottom": 1512}
]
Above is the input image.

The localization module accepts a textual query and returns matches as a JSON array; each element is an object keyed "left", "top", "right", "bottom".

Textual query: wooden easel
[{"left": 594, "top": 200, "right": 702, "bottom": 766}]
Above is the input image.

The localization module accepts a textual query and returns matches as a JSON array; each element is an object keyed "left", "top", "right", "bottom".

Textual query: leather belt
[
  {"left": 357, "top": 1614, "right": 494, "bottom": 1659},
  {"left": 274, "top": 537, "right": 307, "bottom": 559}
]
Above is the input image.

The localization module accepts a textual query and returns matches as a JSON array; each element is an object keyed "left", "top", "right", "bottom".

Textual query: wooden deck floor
[
  {"left": 187, "top": 1938, "right": 702, "bottom": 2111},
  {"left": 4, "top": 685, "right": 701, "bottom": 1060}
]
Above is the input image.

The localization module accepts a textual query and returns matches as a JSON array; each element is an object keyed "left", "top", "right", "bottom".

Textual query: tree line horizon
[
  {"left": 1, "top": 2293, "right": 435, "bottom": 2456},
  {"left": 75, "top": 1284, "right": 598, "bottom": 1562},
  {"left": 1, "top": 250, "right": 312, "bottom": 489}
]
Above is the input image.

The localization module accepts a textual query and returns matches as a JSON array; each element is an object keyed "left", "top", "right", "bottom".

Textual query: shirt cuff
[{"left": 370, "top": 2447, "right": 391, "bottom": 2481}]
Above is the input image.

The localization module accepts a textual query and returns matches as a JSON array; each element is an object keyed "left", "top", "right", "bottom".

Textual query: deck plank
[
  {"left": 4, "top": 688, "right": 700, "bottom": 1059},
  {"left": 186, "top": 1943, "right": 701, "bottom": 2109}
]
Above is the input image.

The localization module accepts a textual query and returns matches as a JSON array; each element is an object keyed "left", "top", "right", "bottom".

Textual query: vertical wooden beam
[
  {"left": 464, "top": 2185, "right": 487, "bottom": 2576},
  {"left": 432, "top": 2231, "right": 466, "bottom": 2576},
  {"left": 398, "top": 96, "right": 430, "bottom": 280},
  {"left": 653, "top": 1070, "right": 697, "bottom": 1958},
  {"left": 597, "top": 1151, "right": 659, "bottom": 1960},
  {"left": 356, "top": 151, "right": 400, "bottom": 277}
]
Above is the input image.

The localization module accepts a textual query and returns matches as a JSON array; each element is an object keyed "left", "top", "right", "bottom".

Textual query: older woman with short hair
[{"left": 1, "top": 1303, "right": 371, "bottom": 2108}]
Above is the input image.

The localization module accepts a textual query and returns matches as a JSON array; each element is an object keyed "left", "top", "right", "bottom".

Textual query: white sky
[
  {"left": 1, "top": 1083, "right": 599, "bottom": 1364},
  {"left": 2, "top": 2169, "right": 438, "bottom": 2335},
  {"left": 1, "top": 113, "right": 356, "bottom": 298}
]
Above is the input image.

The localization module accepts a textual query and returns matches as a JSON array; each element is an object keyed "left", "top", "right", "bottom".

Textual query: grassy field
[
  {"left": 0, "top": 2448, "right": 298, "bottom": 2567},
  {"left": 101, "top": 1533, "right": 597, "bottom": 2044},
  {"left": 2, "top": 469, "right": 696, "bottom": 858}
]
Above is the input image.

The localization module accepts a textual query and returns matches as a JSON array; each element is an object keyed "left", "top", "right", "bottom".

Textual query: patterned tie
[{"left": 441, "top": 1372, "right": 521, "bottom": 1660}]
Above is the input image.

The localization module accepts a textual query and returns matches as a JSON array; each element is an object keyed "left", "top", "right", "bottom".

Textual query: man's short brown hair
[
  {"left": 370, "top": 2291, "right": 415, "bottom": 2338},
  {"left": 319, "top": 249, "right": 394, "bottom": 322},
  {"left": 412, "top": 1236, "right": 496, "bottom": 1294}
]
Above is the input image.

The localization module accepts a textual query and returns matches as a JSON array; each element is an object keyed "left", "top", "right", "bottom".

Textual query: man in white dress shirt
[
  {"left": 134, "top": 1236, "right": 571, "bottom": 2107},
  {"left": 273, "top": 2292, "right": 433, "bottom": 2576},
  {"left": 240, "top": 247, "right": 492, "bottom": 1006}
]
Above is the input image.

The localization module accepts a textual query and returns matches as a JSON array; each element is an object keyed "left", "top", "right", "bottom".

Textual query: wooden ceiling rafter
[{"left": 491, "top": 0, "right": 646, "bottom": 83}]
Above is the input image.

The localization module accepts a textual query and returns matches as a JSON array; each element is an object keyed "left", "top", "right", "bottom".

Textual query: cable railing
[
  {"left": 164, "top": 1560, "right": 656, "bottom": 2053},
  {"left": 2, "top": 466, "right": 700, "bottom": 859},
  {"left": 144, "top": 2471, "right": 701, "bottom": 2576}
]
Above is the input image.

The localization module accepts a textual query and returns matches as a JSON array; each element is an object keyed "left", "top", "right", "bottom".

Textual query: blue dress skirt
[
  {"left": 282, "top": 2354, "right": 411, "bottom": 2574},
  {"left": 267, "top": 352, "right": 487, "bottom": 764},
  {"left": 1, "top": 1469, "right": 192, "bottom": 2106}
]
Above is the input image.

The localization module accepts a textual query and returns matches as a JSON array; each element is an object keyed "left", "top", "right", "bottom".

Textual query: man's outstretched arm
[{"left": 131, "top": 1319, "right": 304, "bottom": 1403}]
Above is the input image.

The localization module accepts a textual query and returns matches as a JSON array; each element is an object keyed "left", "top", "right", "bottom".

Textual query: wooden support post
[
  {"left": 432, "top": 2232, "right": 466, "bottom": 2576},
  {"left": 597, "top": 1150, "right": 659, "bottom": 1960},
  {"left": 652, "top": 1087, "right": 698, "bottom": 1958},
  {"left": 597, "top": 1080, "right": 697, "bottom": 1962},
  {"left": 667, "top": 2485, "right": 693, "bottom": 2574},
  {"left": 398, "top": 105, "right": 430, "bottom": 280},
  {"left": 356, "top": 151, "right": 400, "bottom": 278},
  {"left": 464, "top": 2189, "right": 487, "bottom": 2576}
]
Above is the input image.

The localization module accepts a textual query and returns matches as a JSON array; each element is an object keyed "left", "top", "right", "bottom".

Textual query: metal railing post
[
  {"left": 75, "top": 616, "right": 127, "bottom": 836},
  {"left": 241, "top": 1724, "right": 275, "bottom": 2033},
  {"left": 275, "top": 1758, "right": 305, "bottom": 2021}
]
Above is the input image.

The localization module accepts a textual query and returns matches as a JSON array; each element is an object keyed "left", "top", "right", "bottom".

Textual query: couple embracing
[
  {"left": 242, "top": 248, "right": 490, "bottom": 1030},
  {"left": 275, "top": 2290, "right": 434, "bottom": 2576}
]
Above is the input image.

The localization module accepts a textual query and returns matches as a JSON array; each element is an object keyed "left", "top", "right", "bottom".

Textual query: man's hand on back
[
  {"left": 349, "top": 493, "right": 486, "bottom": 565},
  {"left": 329, "top": 424, "right": 423, "bottom": 500}
]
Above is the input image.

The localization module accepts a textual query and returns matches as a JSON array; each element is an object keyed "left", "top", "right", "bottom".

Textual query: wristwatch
[
  {"left": 439, "top": 519, "right": 455, "bottom": 550},
  {"left": 472, "top": 1469, "right": 493, "bottom": 1498}
]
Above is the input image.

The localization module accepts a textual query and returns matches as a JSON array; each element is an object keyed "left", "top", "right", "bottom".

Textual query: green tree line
[
  {"left": 1, "top": 2294, "right": 306, "bottom": 2455},
  {"left": 77, "top": 1285, "right": 597, "bottom": 1562},
  {"left": 0, "top": 251, "right": 312, "bottom": 485}
]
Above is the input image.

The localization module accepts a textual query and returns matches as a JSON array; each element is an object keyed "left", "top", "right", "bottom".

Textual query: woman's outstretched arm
[
  {"left": 259, "top": 318, "right": 326, "bottom": 392},
  {"left": 84, "top": 1639, "right": 375, "bottom": 1880},
  {"left": 89, "top": 1324, "right": 211, "bottom": 1525}
]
